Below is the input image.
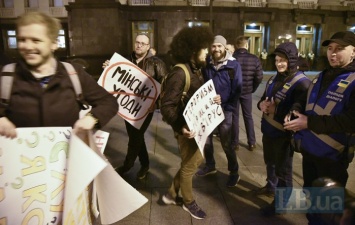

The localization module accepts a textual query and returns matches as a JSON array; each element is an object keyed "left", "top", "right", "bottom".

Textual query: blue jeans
[
  {"left": 232, "top": 93, "right": 256, "bottom": 147},
  {"left": 204, "top": 111, "right": 239, "bottom": 175}
]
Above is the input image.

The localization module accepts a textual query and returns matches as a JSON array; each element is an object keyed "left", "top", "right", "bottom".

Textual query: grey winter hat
[
  {"left": 322, "top": 31, "right": 355, "bottom": 47},
  {"left": 213, "top": 35, "right": 227, "bottom": 47}
]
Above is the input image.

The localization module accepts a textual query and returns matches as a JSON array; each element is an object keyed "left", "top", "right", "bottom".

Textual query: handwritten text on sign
[
  {"left": 183, "top": 80, "right": 224, "bottom": 156},
  {"left": 98, "top": 53, "right": 161, "bottom": 129}
]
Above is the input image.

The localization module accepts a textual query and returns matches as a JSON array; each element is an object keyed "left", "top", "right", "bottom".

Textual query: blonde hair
[
  {"left": 16, "top": 11, "right": 62, "bottom": 42},
  {"left": 235, "top": 36, "right": 249, "bottom": 49}
]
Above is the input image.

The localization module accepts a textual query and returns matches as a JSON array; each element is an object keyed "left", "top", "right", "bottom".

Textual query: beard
[{"left": 192, "top": 54, "right": 207, "bottom": 69}]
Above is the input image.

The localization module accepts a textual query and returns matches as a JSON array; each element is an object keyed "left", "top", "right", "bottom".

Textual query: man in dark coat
[{"left": 232, "top": 36, "right": 263, "bottom": 151}]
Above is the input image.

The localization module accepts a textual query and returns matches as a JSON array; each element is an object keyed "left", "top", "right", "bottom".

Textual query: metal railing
[
  {"left": 246, "top": 0, "right": 263, "bottom": 7},
  {"left": 128, "top": 0, "right": 152, "bottom": 6},
  {"left": 190, "top": 0, "right": 210, "bottom": 6}
]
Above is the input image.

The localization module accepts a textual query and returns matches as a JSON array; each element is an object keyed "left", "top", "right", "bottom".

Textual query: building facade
[{"left": 1, "top": 0, "right": 355, "bottom": 75}]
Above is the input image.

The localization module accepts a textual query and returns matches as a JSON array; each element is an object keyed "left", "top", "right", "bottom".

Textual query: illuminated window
[
  {"left": 58, "top": 29, "right": 66, "bottom": 48},
  {"left": 245, "top": 23, "right": 262, "bottom": 32},
  {"left": 187, "top": 21, "right": 209, "bottom": 28},
  {"left": 296, "top": 24, "right": 313, "bottom": 33},
  {"left": 7, "top": 30, "right": 17, "bottom": 49},
  {"left": 4, "top": 29, "right": 66, "bottom": 49}
]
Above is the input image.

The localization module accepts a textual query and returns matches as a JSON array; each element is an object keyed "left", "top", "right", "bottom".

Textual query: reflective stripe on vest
[
  {"left": 306, "top": 72, "right": 355, "bottom": 113},
  {"left": 304, "top": 72, "right": 355, "bottom": 154},
  {"left": 262, "top": 72, "right": 307, "bottom": 131}
]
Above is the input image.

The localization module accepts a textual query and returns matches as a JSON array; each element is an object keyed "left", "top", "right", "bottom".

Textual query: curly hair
[{"left": 170, "top": 26, "right": 214, "bottom": 63}]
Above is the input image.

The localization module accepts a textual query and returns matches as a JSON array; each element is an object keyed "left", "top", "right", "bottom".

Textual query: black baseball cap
[{"left": 322, "top": 31, "right": 355, "bottom": 46}]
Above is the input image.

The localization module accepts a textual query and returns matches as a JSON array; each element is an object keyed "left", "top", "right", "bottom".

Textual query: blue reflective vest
[
  {"left": 295, "top": 71, "right": 355, "bottom": 160},
  {"left": 261, "top": 71, "right": 308, "bottom": 137}
]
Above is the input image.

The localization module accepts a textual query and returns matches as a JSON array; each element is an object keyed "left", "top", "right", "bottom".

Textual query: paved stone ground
[{"left": 99, "top": 72, "right": 355, "bottom": 225}]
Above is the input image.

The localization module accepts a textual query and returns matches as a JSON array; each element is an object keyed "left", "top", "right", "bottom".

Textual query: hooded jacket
[
  {"left": 202, "top": 51, "right": 243, "bottom": 112},
  {"left": 257, "top": 42, "right": 311, "bottom": 137}
]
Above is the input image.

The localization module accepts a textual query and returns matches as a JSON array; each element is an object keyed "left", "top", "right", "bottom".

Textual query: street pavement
[{"left": 100, "top": 72, "right": 355, "bottom": 225}]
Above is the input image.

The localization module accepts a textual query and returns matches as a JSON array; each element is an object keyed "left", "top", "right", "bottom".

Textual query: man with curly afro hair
[{"left": 160, "top": 26, "right": 221, "bottom": 220}]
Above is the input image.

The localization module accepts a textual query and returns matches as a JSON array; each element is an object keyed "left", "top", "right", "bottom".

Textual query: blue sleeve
[{"left": 226, "top": 62, "right": 242, "bottom": 111}]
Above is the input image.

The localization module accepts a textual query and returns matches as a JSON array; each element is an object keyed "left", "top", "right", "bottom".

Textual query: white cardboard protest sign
[
  {"left": 98, "top": 53, "right": 161, "bottom": 129},
  {"left": 183, "top": 80, "right": 225, "bottom": 156},
  {"left": 0, "top": 127, "right": 147, "bottom": 225}
]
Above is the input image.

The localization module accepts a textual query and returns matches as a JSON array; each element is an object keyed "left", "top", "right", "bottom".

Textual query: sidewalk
[{"left": 101, "top": 79, "right": 355, "bottom": 225}]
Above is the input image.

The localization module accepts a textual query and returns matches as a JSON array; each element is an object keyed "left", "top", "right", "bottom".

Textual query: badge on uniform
[
  {"left": 338, "top": 79, "right": 350, "bottom": 88},
  {"left": 283, "top": 83, "right": 291, "bottom": 90}
]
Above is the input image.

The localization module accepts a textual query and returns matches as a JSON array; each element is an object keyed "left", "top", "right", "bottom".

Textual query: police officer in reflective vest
[{"left": 284, "top": 31, "right": 355, "bottom": 188}]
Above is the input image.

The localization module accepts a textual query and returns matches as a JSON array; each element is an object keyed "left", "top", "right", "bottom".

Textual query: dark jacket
[
  {"left": 160, "top": 62, "right": 204, "bottom": 134},
  {"left": 130, "top": 51, "right": 167, "bottom": 83},
  {"left": 307, "top": 61, "right": 355, "bottom": 134},
  {"left": 233, "top": 48, "right": 263, "bottom": 94},
  {"left": 0, "top": 59, "right": 118, "bottom": 128},
  {"left": 257, "top": 42, "right": 311, "bottom": 129},
  {"left": 202, "top": 52, "right": 242, "bottom": 112}
]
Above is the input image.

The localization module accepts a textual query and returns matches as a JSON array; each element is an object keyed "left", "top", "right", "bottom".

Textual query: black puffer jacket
[{"left": 233, "top": 48, "right": 263, "bottom": 94}]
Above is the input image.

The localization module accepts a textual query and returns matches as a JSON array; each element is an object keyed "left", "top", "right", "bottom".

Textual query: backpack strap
[
  {"left": 0, "top": 63, "right": 16, "bottom": 105},
  {"left": 174, "top": 63, "right": 190, "bottom": 103},
  {"left": 0, "top": 62, "right": 89, "bottom": 110},
  {"left": 61, "top": 62, "right": 89, "bottom": 110}
]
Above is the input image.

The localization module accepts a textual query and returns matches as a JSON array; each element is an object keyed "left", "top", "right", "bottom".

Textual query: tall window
[
  {"left": 58, "top": 29, "right": 66, "bottom": 48},
  {"left": 49, "top": 0, "right": 63, "bottom": 7},
  {"left": 3, "top": 29, "right": 66, "bottom": 49},
  {"left": 6, "top": 30, "right": 16, "bottom": 49},
  {"left": 25, "top": 0, "right": 38, "bottom": 8},
  {"left": 132, "top": 21, "right": 154, "bottom": 49},
  {"left": 1, "top": 0, "right": 14, "bottom": 7}
]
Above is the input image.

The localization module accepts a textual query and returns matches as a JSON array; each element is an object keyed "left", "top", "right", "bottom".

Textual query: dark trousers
[
  {"left": 204, "top": 111, "right": 239, "bottom": 174},
  {"left": 232, "top": 93, "right": 256, "bottom": 147},
  {"left": 302, "top": 152, "right": 349, "bottom": 225},
  {"left": 123, "top": 112, "right": 154, "bottom": 169},
  {"left": 302, "top": 152, "right": 349, "bottom": 187},
  {"left": 262, "top": 135, "right": 293, "bottom": 191}
]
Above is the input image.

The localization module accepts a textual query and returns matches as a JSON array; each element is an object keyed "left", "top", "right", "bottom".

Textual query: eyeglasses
[{"left": 135, "top": 41, "right": 149, "bottom": 47}]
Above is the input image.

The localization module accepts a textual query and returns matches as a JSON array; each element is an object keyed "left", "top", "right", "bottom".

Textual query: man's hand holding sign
[
  {"left": 183, "top": 80, "right": 224, "bottom": 156},
  {"left": 99, "top": 53, "right": 161, "bottom": 129}
]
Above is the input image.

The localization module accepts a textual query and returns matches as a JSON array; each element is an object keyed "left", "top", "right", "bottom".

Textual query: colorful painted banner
[{"left": 0, "top": 128, "right": 147, "bottom": 225}]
